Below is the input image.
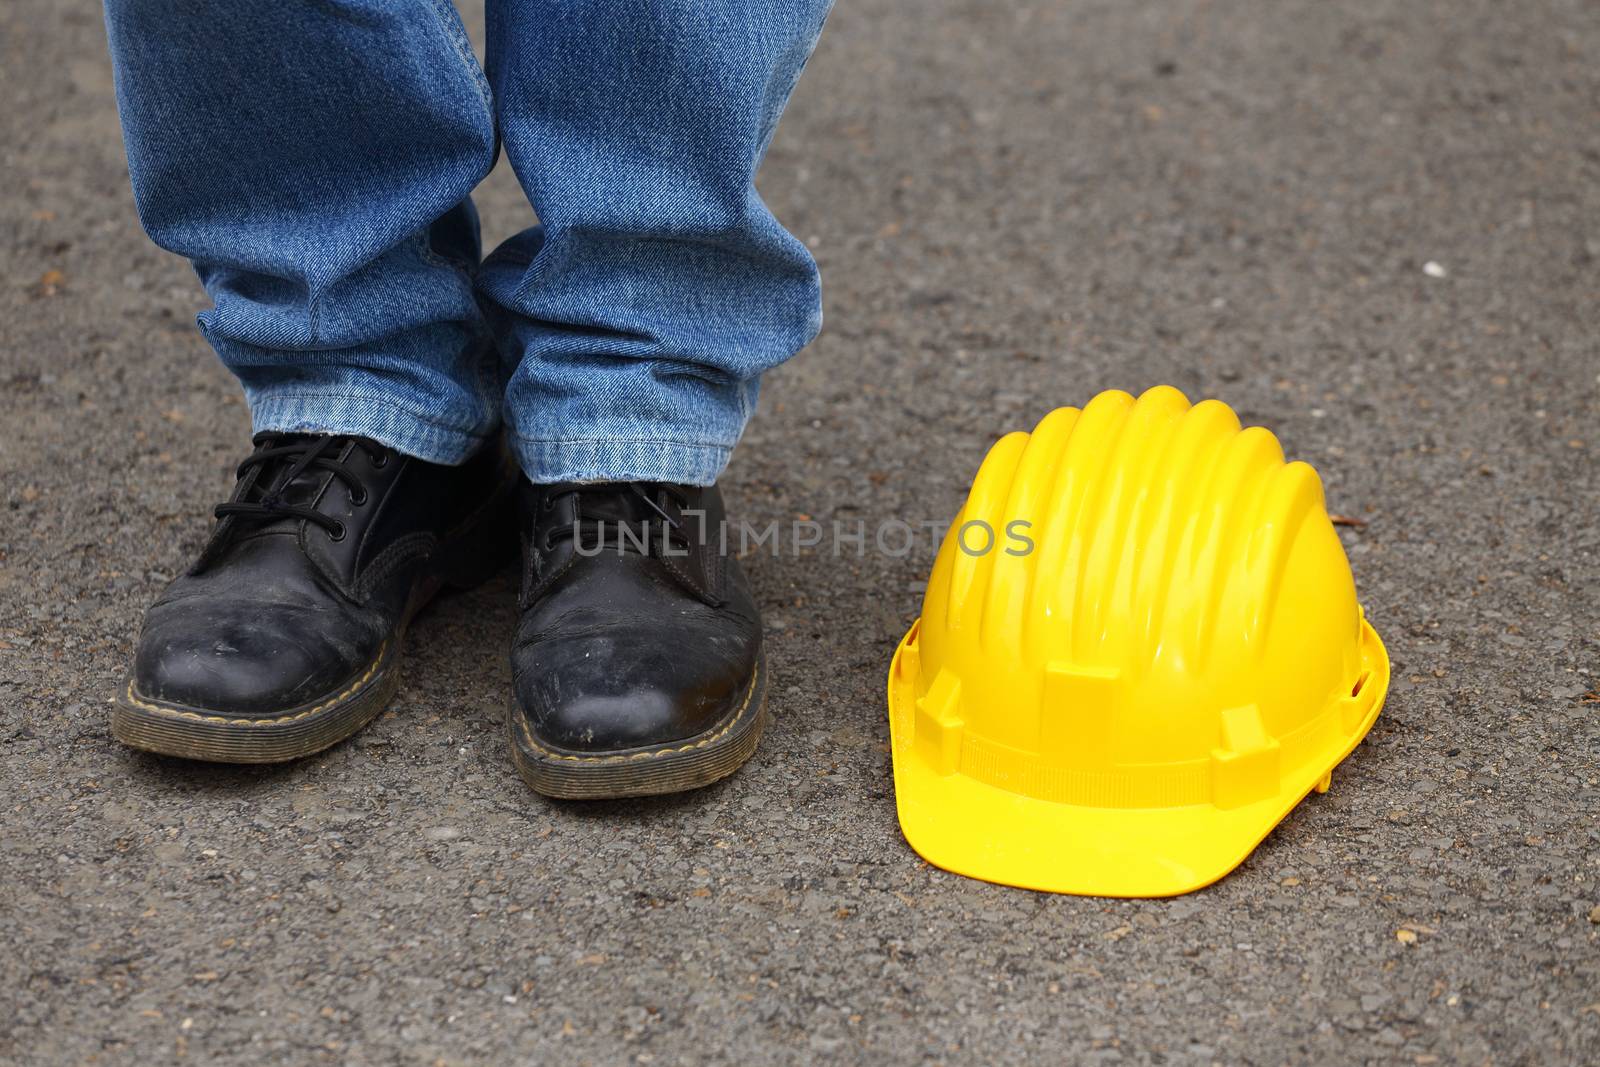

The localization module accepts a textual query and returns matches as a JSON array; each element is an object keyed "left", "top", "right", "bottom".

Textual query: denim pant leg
[
  {"left": 479, "top": 0, "right": 834, "bottom": 485},
  {"left": 102, "top": 0, "right": 500, "bottom": 464}
]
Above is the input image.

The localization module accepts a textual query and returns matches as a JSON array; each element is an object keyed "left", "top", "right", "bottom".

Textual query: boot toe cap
[
  {"left": 133, "top": 603, "right": 374, "bottom": 715},
  {"left": 513, "top": 627, "right": 757, "bottom": 753}
]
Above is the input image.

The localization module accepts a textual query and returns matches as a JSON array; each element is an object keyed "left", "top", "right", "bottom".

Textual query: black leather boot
[
  {"left": 113, "top": 433, "right": 517, "bottom": 762},
  {"left": 509, "top": 481, "right": 768, "bottom": 799}
]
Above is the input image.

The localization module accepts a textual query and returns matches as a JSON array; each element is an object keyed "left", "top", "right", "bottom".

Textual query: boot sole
[
  {"left": 112, "top": 636, "right": 405, "bottom": 763},
  {"left": 508, "top": 654, "right": 769, "bottom": 800},
  {"left": 111, "top": 467, "right": 517, "bottom": 764}
]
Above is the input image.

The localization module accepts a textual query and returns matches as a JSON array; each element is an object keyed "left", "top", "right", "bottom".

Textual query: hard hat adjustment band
[{"left": 908, "top": 690, "right": 1367, "bottom": 810}]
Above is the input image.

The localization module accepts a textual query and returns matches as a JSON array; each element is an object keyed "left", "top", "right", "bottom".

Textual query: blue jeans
[{"left": 102, "top": 0, "right": 830, "bottom": 484}]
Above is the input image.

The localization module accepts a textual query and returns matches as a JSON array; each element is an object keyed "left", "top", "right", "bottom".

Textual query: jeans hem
[
  {"left": 512, "top": 434, "right": 733, "bottom": 486},
  {"left": 248, "top": 392, "right": 492, "bottom": 465}
]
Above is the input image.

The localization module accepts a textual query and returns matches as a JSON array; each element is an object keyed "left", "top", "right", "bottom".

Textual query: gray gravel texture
[{"left": 3, "top": 0, "right": 1598, "bottom": 1064}]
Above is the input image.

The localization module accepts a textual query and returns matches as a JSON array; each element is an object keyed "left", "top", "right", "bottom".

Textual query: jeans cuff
[
  {"left": 247, "top": 391, "right": 491, "bottom": 465},
  {"left": 512, "top": 434, "right": 733, "bottom": 486}
]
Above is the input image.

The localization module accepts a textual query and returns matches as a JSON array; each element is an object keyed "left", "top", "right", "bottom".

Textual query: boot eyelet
[
  {"left": 328, "top": 521, "right": 347, "bottom": 542},
  {"left": 349, "top": 488, "right": 368, "bottom": 506},
  {"left": 372, "top": 453, "right": 389, "bottom": 469}
]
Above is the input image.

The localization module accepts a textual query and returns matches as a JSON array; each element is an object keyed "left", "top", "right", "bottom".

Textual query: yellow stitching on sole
[
  {"left": 516, "top": 662, "right": 762, "bottom": 765},
  {"left": 121, "top": 640, "right": 389, "bottom": 727}
]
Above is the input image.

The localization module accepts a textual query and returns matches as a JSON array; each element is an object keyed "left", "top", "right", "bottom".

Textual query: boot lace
[
  {"left": 541, "top": 482, "right": 692, "bottom": 554},
  {"left": 214, "top": 434, "right": 386, "bottom": 539}
]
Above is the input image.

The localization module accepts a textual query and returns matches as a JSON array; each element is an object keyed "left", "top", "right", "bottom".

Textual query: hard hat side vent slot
[{"left": 1340, "top": 665, "right": 1382, "bottom": 733}]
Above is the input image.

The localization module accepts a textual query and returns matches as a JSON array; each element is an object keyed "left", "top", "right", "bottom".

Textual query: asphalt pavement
[{"left": 2, "top": 0, "right": 1597, "bottom": 1063}]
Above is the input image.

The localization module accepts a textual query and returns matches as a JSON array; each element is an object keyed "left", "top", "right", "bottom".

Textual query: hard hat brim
[{"left": 887, "top": 618, "right": 1389, "bottom": 898}]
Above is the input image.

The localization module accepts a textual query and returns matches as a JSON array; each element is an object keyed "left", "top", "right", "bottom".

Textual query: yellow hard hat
[{"left": 887, "top": 385, "right": 1388, "bottom": 897}]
